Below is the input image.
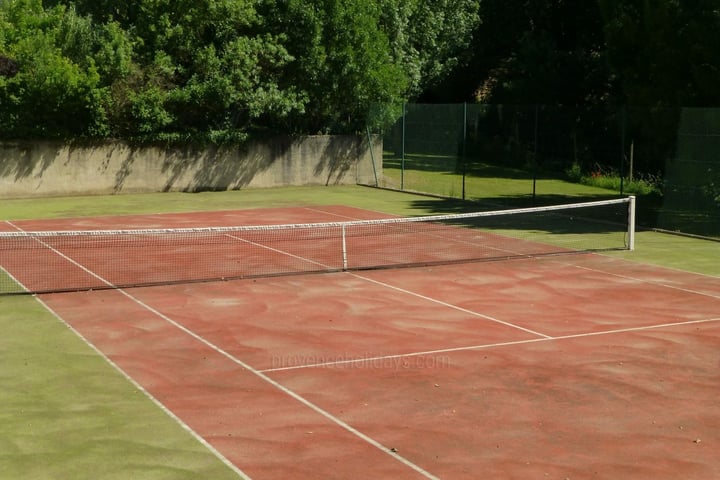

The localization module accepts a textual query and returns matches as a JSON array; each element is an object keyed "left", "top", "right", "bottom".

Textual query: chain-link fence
[
  {"left": 658, "top": 108, "right": 720, "bottom": 237},
  {"left": 375, "top": 104, "right": 719, "bottom": 238}
]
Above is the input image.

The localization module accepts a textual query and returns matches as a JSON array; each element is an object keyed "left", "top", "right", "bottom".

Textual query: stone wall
[{"left": 0, "top": 135, "right": 381, "bottom": 198}]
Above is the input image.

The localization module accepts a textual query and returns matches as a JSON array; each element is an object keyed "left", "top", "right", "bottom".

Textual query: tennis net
[{"left": 0, "top": 197, "right": 635, "bottom": 295}]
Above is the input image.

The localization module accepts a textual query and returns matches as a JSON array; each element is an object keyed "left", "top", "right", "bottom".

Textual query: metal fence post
[
  {"left": 401, "top": 102, "right": 406, "bottom": 190},
  {"left": 462, "top": 102, "right": 467, "bottom": 200},
  {"left": 620, "top": 106, "right": 626, "bottom": 196}
]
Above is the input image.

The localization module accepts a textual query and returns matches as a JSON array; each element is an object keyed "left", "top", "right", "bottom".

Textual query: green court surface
[{"left": 1, "top": 185, "right": 717, "bottom": 479}]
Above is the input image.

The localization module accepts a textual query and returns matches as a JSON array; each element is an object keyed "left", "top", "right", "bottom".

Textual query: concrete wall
[{"left": 0, "top": 135, "right": 381, "bottom": 198}]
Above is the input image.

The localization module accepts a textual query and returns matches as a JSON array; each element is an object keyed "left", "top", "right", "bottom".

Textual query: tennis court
[{"left": 2, "top": 202, "right": 719, "bottom": 479}]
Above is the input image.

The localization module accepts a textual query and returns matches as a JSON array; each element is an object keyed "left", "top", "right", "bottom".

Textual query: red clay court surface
[{"left": 3, "top": 206, "right": 720, "bottom": 479}]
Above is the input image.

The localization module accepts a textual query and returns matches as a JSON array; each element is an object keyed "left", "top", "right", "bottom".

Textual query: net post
[
  {"left": 341, "top": 224, "right": 348, "bottom": 271},
  {"left": 627, "top": 195, "right": 636, "bottom": 251}
]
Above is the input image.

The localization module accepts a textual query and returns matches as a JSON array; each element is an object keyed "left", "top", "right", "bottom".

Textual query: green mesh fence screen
[
  {"left": 657, "top": 108, "right": 720, "bottom": 237},
  {"left": 379, "top": 104, "right": 719, "bottom": 239}
]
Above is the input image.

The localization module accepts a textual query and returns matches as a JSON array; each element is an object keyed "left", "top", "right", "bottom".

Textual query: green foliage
[
  {"left": 93, "top": 21, "right": 134, "bottom": 80},
  {"left": 0, "top": 0, "right": 479, "bottom": 140},
  {"left": 379, "top": 0, "right": 480, "bottom": 97},
  {"left": 128, "top": 85, "right": 173, "bottom": 135},
  {"left": 566, "top": 163, "right": 662, "bottom": 196},
  {"left": 472, "top": 0, "right": 611, "bottom": 106},
  {"left": 0, "top": 1, "right": 110, "bottom": 138},
  {"left": 565, "top": 163, "right": 583, "bottom": 183},
  {"left": 52, "top": 0, "right": 414, "bottom": 138},
  {"left": 464, "top": 0, "right": 720, "bottom": 109},
  {"left": 0, "top": 55, "right": 18, "bottom": 76},
  {"left": 262, "top": 0, "right": 408, "bottom": 133},
  {"left": 96, "top": 0, "right": 307, "bottom": 141},
  {"left": 4, "top": 0, "right": 719, "bottom": 146},
  {"left": 600, "top": 0, "right": 720, "bottom": 106}
]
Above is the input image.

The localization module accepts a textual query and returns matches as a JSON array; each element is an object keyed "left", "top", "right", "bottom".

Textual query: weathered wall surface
[{"left": 0, "top": 135, "right": 381, "bottom": 198}]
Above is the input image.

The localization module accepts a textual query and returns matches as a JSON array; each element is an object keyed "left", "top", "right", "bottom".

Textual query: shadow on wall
[
  {"left": 0, "top": 136, "right": 373, "bottom": 198},
  {"left": 0, "top": 141, "right": 64, "bottom": 181},
  {"left": 159, "top": 139, "right": 289, "bottom": 193},
  {"left": 160, "top": 136, "right": 364, "bottom": 192},
  {"left": 313, "top": 137, "right": 357, "bottom": 186}
]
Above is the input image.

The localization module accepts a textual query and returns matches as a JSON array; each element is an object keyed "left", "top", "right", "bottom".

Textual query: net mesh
[{"left": 0, "top": 198, "right": 634, "bottom": 295}]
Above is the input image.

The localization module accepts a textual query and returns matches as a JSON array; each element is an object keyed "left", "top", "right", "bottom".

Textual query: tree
[
  {"left": 27, "top": 0, "right": 306, "bottom": 141},
  {"left": 0, "top": 55, "right": 18, "bottom": 77},
  {"left": 105, "top": 0, "right": 307, "bottom": 141},
  {"left": 378, "top": 0, "right": 480, "bottom": 99},
  {"left": 0, "top": 0, "right": 111, "bottom": 138},
  {"left": 466, "top": 0, "right": 611, "bottom": 107},
  {"left": 261, "top": 0, "right": 408, "bottom": 133},
  {"left": 1, "top": 0, "right": 481, "bottom": 139},
  {"left": 600, "top": 0, "right": 720, "bottom": 107}
]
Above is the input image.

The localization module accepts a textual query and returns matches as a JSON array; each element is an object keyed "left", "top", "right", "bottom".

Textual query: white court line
[
  {"left": 5, "top": 221, "right": 118, "bottom": 289},
  {"left": 106, "top": 285, "right": 442, "bottom": 480},
  {"left": 300, "top": 206, "right": 531, "bottom": 257},
  {"left": 301, "top": 206, "right": 364, "bottom": 220},
  {"left": 1, "top": 222, "right": 35, "bottom": 293},
  {"left": 596, "top": 248, "right": 720, "bottom": 281},
  {"left": 354, "top": 272, "right": 553, "bottom": 339},
  {"left": 5, "top": 222, "right": 249, "bottom": 479},
  {"left": 228, "top": 210, "right": 523, "bottom": 278},
  {"left": 7, "top": 220, "right": 440, "bottom": 479},
  {"left": 260, "top": 257, "right": 720, "bottom": 373},
  {"left": 570, "top": 261, "right": 720, "bottom": 300},
  {"left": 35, "top": 296, "right": 251, "bottom": 479},
  {"left": 224, "top": 233, "right": 337, "bottom": 271},
  {"left": 11, "top": 213, "right": 713, "bottom": 478},
  {"left": 0, "top": 265, "right": 30, "bottom": 294},
  {"left": 261, "top": 315, "right": 720, "bottom": 373}
]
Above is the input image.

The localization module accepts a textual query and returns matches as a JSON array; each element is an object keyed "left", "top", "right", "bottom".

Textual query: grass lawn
[
  {"left": 0, "top": 185, "right": 441, "bottom": 221},
  {"left": 606, "top": 230, "right": 720, "bottom": 276},
  {"left": 382, "top": 153, "right": 719, "bottom": 238},
  {"left": 381, "top": 155, "right": 620, "bottom": 203},
  {"left": 1, "top": 184, "right": 717, "bottom": 479},
  {"left": 0, "top": 295, "right": 242, "bottom": 480}
]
